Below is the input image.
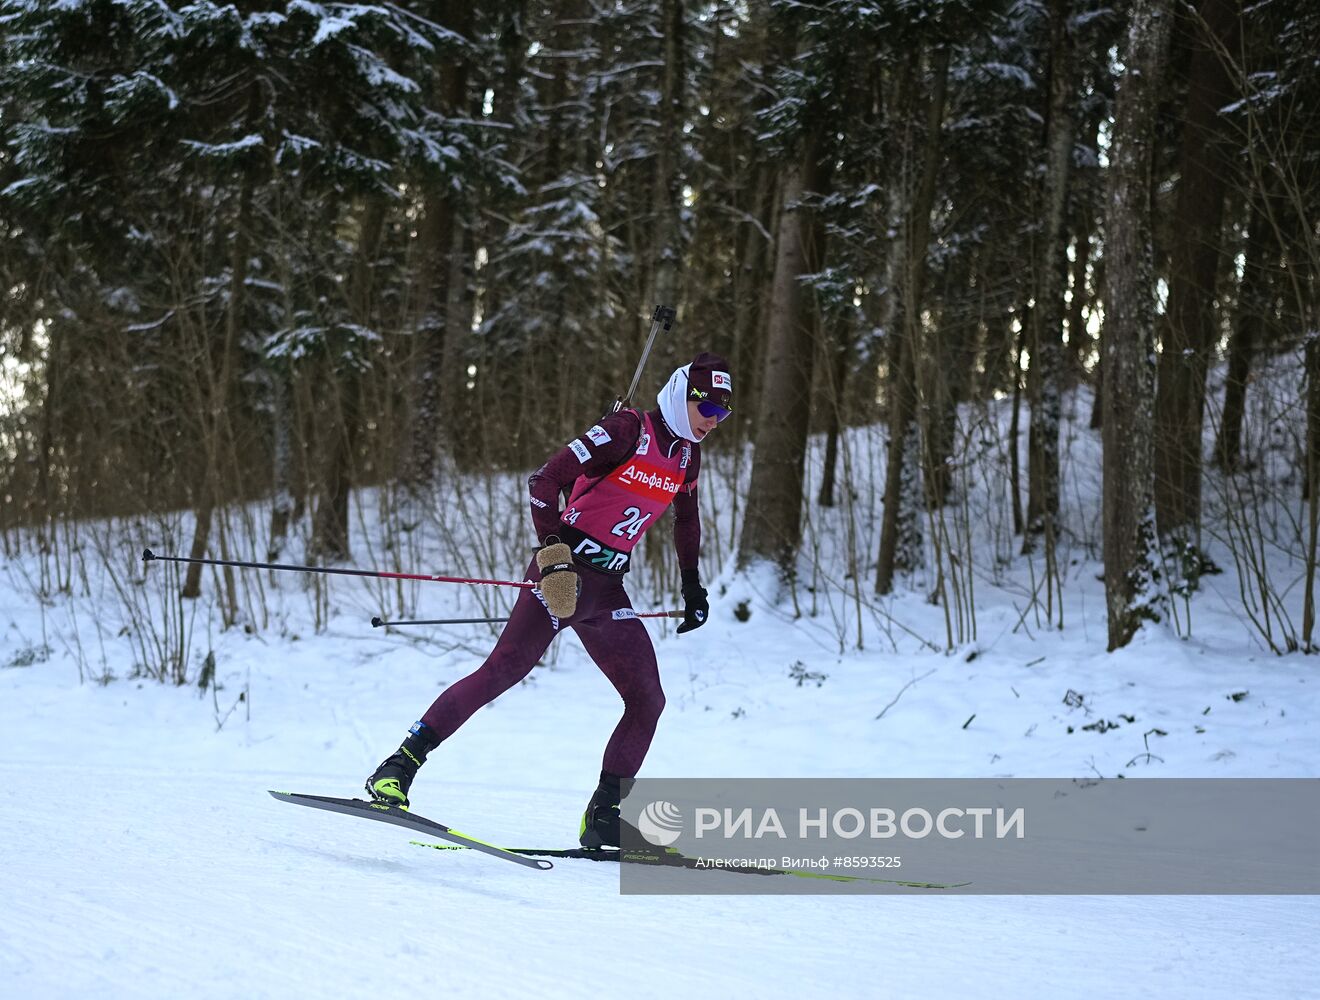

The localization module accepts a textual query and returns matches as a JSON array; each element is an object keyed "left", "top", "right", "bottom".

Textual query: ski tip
[{"left": 410, "top": 840, "right": 553, "bottom": 870}]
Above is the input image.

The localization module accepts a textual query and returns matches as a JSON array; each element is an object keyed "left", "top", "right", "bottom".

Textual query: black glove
[{"left": 676, "top": 568, "right": 709, "bottom": 635}]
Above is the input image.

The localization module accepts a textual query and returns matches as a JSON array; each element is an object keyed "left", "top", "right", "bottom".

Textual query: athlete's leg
[
  {"left": 573, "top": 612, "right": 666, "bottom": 778},
  {"left": 420, "top": 584, "right": 560, "bottom": 739},
  {"left": 369, "top": 556, "right": 580, "bottom": 806}
]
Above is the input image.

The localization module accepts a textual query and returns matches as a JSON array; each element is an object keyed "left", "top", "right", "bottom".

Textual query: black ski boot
[
  {"left": 366, "top": 722, "right": 439, "bottom": 808},
  {"left": 579, "top": 770, "right": 635, "bottom": 849}
]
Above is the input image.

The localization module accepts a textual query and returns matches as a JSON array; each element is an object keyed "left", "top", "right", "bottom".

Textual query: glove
[
  {"left": 536, "top": 540, "right": 579, "bottom": 618},
  {"left": 676, "top": 568, "right": 709, "bottom": 635}
]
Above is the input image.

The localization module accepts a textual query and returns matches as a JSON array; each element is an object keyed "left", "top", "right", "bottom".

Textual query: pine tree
[
  {"left": 1153, "top": 0, "right": 1242, "bottom": 581},
  {"left": 736, "top": 1, "right": 847, "bottom": 584},
  {"left": 1024, "top": 0, "right": 1078, "bottom": 556},
  {"left": 1102, "top": 0, "right": 1173, "bottom": 650}
]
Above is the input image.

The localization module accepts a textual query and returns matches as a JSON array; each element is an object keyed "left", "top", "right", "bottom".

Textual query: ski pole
[
  {"left": 372, "top": 615, "right": 509, "bottom": 627},
  {"left": 371, "top": 611, "right": 685, "bottom": 628},
  {"left": 614, "top": 304, "right": 675, "bottom": 413},
  {"left": 142, "top": 548, "right": 535, "bottom": 590}
]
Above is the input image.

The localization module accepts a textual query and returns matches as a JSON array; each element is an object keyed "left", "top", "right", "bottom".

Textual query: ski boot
[
  {"left": 366, "top": 722, "right": 439, "bottom": 808},
  {"left": 579, "top": 770, "right": 636, "bottom": 849}
]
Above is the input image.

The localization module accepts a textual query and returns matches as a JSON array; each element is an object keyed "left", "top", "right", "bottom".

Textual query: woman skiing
[{"left": 366, "top": 352, "right": 733, "bottom": 849}]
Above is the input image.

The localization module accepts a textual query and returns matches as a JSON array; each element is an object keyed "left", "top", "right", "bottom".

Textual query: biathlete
[{"left": 366, "top": 352, "right": 733, "bottom": 848}]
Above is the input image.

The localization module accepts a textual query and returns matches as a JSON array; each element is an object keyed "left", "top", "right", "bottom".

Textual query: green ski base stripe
[
  {"left": 407, "top": 841, "right": 967, "bottom": 888},
  {"left": 444, "top": 828, "right": 503, "bottom": 850}
]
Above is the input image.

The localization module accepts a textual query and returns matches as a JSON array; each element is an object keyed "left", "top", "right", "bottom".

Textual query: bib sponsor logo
[
  {"left": 586, "top": 424, "right": 612, "bottom": 446},
  {"left": 711, "top": 371, "right": 732, "bottom": 391},
  {"left": 572, "top": 537, "right": 630, "bottom": 572},
  {"left": 611, "top": 608, "right": 638, "bottom": 620},
  {"left": 636, "top": 432, "right": 651, "bottom": 457},
  {"left": 616, "top": 463, "right": 682, "bottom": 498},
  {"left": 569, "top": 438, "right": 591, "bottom": 463}
]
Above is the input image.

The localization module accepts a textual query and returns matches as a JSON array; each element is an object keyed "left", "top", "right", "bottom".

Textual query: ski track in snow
[{"left": 3, "top": 657, "right": 1319, "bottom": 999}]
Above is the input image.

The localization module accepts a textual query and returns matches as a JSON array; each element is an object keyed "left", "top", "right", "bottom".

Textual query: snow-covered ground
[{"left": 3, "top": 374, "right": 1318, "bottom": 998}]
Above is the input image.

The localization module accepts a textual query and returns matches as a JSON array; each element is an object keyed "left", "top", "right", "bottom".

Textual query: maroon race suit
[
  {"left": 418, "top": 407, "right": 701, "bottom": 778},
  {"left": 556, "top": 409, "right": 692, "bottom": 574}
]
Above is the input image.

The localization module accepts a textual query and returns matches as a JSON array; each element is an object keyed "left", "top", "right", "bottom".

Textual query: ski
[
  {"left": 408, "top": 840, "right": 966, "bottom": 887},
  {"left": 268, "top": 791, "right": 553, "bottom": 870}
]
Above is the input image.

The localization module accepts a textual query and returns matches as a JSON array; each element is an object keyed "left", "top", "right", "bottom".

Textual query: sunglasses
[{"left": 696, "top": 400, "right": 732, "bottom": 422}]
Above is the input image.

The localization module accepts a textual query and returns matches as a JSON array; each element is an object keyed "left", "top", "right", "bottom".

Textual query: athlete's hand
[
  {"left": 676, "top": 570, "right": 708, "bottom": 635},
  {"left": 536, "top": 540, "right": 579, "bottom": 618}
]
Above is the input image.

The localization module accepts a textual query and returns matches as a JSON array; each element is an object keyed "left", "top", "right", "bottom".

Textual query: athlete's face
[{"left": 687, "top": 400, "right": 721, "bottom": 440}]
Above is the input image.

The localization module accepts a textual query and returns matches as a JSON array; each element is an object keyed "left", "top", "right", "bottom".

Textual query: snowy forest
[
  {"left": 3, "top": 5, "right": 1320, "bottom": 995},
  {"left": 0, "top": 0, "right": 1317, "bottom": 660}
]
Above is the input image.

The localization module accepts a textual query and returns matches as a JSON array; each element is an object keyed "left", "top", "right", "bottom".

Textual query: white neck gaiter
[{"left": 657, "top": 364, "right": 699, "bottom": 443}]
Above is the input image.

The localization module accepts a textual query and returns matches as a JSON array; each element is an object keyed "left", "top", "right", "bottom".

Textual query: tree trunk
[
  {"left": 876, "top": 47, "right": 951, "bottom": 595},
  {"left": 1089, "top": 252, "right": 1107, "bottom": 430},
  {"left": 1068, "top": 110, "right": 1102, "bottom": 380},
  {"left": 1102, "top": 0, "right": 1174, "bottom": 651},
  {"left": 267, "top": 363, "right": 295, "bottom": 561},
  {"left": 180, "top": 503, "right": 214, "bottom": 600},
  {"left": 310, "top": 199, "right": 386, "bottom": 562},
  {"left": 404, "top": 1, "right": 473, "bottom": 492},
  {"left": 817, "top": 320, "right": 851, "bottom": 508},
  {"left": 925, "top": 256, "right": 977, "bottom": 508},
  {"left": 1067, "top": 224, "right": 1092, "bottom": 375},
  {"left": 1304, "top": 330, "right": 1319, "bottom": 650},
  {"left": 442, "top": 220, "right": 477, "bottom": 455},
  {"left": 1025, "top": 0, "right": 1076, "bottom": 552},
  {"left": 731, "top": 166, "right": 776, "bottom": 446},
  {"left": 1009, "top": 322, "right": 1026, "bottom": 536},
  {"left": 650, "top": 0, "right": 684, "bottom": 313},
  {"left": 1153, "top": 0, "right": 1241, "bottom": 549},
  {"left": 405, "top": 191, "right": 456, "bottom": 491},
  {"left": 183, "top": 155, "right": 253, "bottom": 603},
  {"left": 737, "top": 123, "right": 832, "bottom": 580},
  {"left": 309, "top": 372, "right": 356, "bottom": 563},
  {"left": 1214, "top": 188, "right": 1272, "bottom": 470}
]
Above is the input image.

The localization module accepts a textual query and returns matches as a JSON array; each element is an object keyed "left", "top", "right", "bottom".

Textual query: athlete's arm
[
  {"left": 527, "top": 411, "right": 642, "bottom": 542},
  {"left": 672, "top": 448, "right": 701, "bottom": 572},
  {"left": 673, "top": 449, "right": 707, "bottom": 633}
]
